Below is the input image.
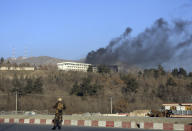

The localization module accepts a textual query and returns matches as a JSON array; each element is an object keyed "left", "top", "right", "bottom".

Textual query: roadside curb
[{"left": 0, "top": 118, "right": 192, "bottom": 131}]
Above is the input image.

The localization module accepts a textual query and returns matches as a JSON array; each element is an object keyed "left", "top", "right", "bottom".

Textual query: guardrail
[
  {"left": 0, "top": 111, "right": 25, "bottom": 115},
  {"left": 0, "top": 110, "right": 51, "bottom": 115}
]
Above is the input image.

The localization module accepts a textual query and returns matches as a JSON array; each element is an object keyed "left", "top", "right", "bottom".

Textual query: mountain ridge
[{"left": 7, "top": 56, "right": 85, "bottom": 65}]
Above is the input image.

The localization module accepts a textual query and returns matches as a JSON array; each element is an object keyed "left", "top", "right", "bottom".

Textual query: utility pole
[
  {"left": 12, "top": 46, "right": 16, "bottom": 60},
  {"left": 16, "top": 90, "right": 17, "bottom": 114},
  {"left": 110, "top": 97, "right": 112, "bottom": 114}
]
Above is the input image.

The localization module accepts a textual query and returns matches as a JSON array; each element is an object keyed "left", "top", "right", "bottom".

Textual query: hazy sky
[{"left": 0, "top": 0, "right": 192, "bottom": 60}]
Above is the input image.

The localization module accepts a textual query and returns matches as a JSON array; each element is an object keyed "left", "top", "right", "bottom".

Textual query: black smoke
[{"left": 86, "top": 18, "right": 192, "bottom": 70}]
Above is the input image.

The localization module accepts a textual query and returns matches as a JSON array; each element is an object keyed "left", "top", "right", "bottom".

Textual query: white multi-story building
[{"left": 57, "top": 62, "right": 96, "bottom": 72}]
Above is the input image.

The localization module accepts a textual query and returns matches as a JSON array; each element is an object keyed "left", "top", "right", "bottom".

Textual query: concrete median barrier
[{"left": 0, "top": 115, "right": 192, "bottom": 131}]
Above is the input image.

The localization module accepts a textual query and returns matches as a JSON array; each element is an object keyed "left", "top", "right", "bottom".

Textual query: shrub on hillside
[
  {"left": 166, "top": 77, "right": 177, "bottom": 87},
  {"left": 120, "top": 75, "right": 138, "bottom": 94},
  {"left": 70, "top": 77, "right": 102, "bottom": 96}
]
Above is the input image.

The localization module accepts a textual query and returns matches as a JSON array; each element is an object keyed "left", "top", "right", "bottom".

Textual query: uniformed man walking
[{"left": 52, "top": 97, "right": 65, "bottom": 130}]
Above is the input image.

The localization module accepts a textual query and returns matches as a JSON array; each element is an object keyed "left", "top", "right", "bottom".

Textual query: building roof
[
  {"left": 57, "top": 61, "right": 91, "bottom": 65},
  {"left": 162, "top": 103, "right": 192, "bottom": 106}
]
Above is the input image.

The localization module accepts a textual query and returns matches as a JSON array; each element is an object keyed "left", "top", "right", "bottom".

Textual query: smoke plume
[{"left": 86, "top": 18, "right": 192, "bottom": 70}]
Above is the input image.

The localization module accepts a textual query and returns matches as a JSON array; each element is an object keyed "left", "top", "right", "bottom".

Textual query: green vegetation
[
  {"left": 166, "top": 77, "right": 177, "bottom": 86},
  {"left": 10, "top": 75, "right": 43, "bottom": 96},
  {"left": 70, "top": 77, "right": 102, "bottom": 96},
  {"left": 0, "top": 57, "right": 4, "bottom": 64},
  {"left": 97, "top": 65, "right": 110, "bottom": 74},
  {"left": 121, "top": 75, "right": 138, "bottom": 93},
  {"left": 87, "top": 65, "right": 93, "bottom": 72},
  {"left": 172, "top": 68, "right": 187, "bottom": 77}
]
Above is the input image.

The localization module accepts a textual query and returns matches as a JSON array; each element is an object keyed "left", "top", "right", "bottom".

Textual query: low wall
[{"left": 0, "top": 115, "right": 192, "bottom": 131}]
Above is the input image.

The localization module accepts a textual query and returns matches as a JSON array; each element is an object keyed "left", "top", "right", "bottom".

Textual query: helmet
[{"left": 57, "top": 97, "right": 62, "bottom": 102}]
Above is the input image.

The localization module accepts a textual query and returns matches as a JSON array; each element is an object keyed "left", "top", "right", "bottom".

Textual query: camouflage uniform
[{"left": 52, "top": 101, "right": 65, "bottom": 130}]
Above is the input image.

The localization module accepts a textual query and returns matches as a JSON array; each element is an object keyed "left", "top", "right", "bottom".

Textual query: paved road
[{"left": 0, "top": 124, "right": 162, "bottom": 131}]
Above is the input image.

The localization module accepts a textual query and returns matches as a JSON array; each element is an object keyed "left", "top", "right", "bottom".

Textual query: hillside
[
  {"left": 0, "top": 67, "right": 192, "bottom": 114},
  {"left": 7, "top": 56, "right": 84, "bottom": 66}
]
